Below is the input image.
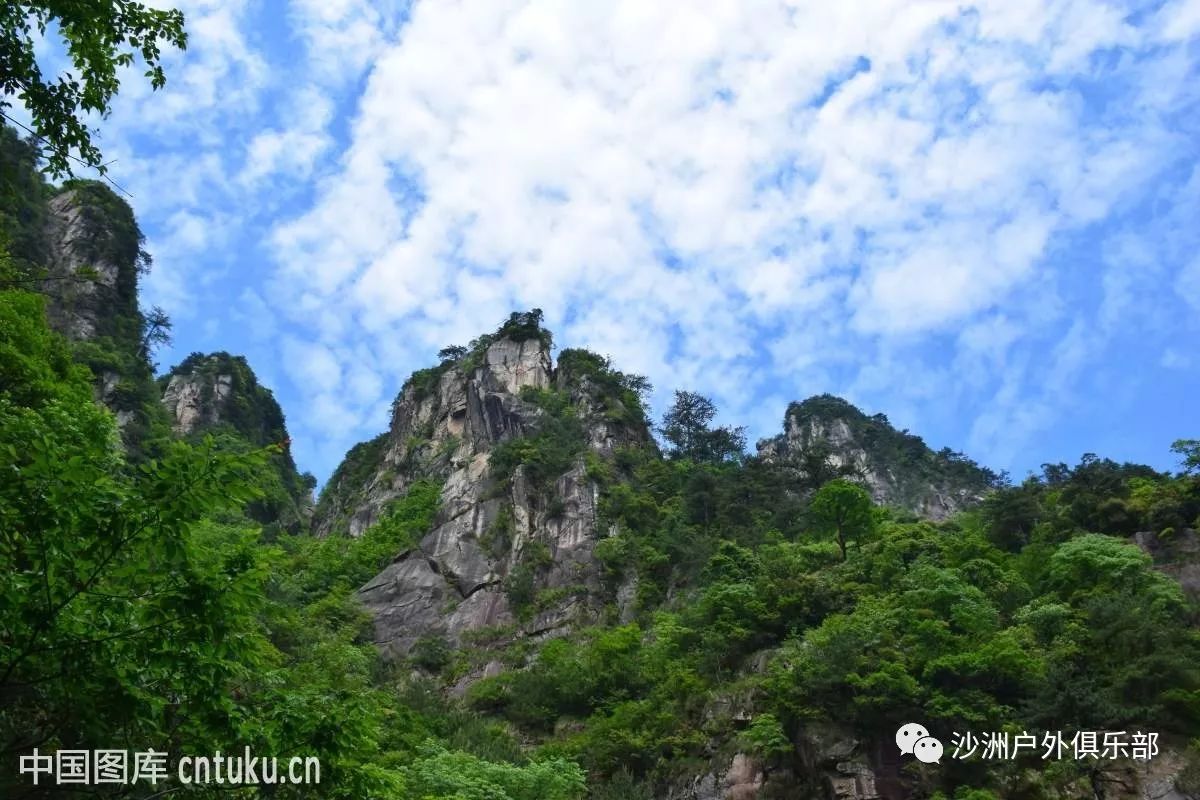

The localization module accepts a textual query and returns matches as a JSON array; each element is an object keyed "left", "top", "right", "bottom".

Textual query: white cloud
[
  {"left": 232, "top": 288, "right": 279, "bottom": 342},
  {"left": 1160, "top": 0, "right": 1200, "bottom": 41},
  {"left": 34, "top": 0, "right": 1184, "bottom": 482},
  {"left": 240, "top": 86, "right": 336, "bottom": 187},
  {"left": 286, "top": 338, "right": 344, "bottom": 386},
  {"left": 142, "top": 208, "right": 232, "bottom": 314},
  {"left": 109, "top": 0, "right": 269, "bottom": 132},
  {"left": 287, "top": 0, "right": 405, "bottom": 83},
  {"left": 1177, "top": 256, "right": 1200, "bottom": 314},
  {"left": 256, "top": 0, "right": 1199, "bottom": 474}
]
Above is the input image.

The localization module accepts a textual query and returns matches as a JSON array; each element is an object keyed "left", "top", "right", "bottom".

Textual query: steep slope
[
  {"left": 0, "top": 125, "right": 51, "bottom": 274},
  {"left": 0, "top": 126, "right": 171, "bottom": 453},
  {"left": 159, "top": 351, "right": 315, "bottom": 532},
  {"left": 758, "top": 394, "right": 1002, "bottom": 519},
  {"left": 39, "top": 180, "right": 146, "bottom": 343},
  {"left": 314, "top": 312, "right": 655, "bottom": 658},
  {"left": 42, "top": 182, "right": 178, "bottom": 450},
  {"left": 1, "top": 124, "right": 299, "bottom": 472}
]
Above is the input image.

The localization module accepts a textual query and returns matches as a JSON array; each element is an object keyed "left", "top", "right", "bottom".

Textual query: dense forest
[
  {"left": 2, "top": 2, "right": 1200, "bottom": 798},
  {"left": 2, "top": 142, "right": 1199, "bottom": 794}
]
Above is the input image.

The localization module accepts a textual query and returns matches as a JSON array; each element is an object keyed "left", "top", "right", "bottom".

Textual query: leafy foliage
[
  {"left": 402, "top": 743, "right": 585, "bottom": 800},
  {"left": 3, "top": 144, "right": 1198, "bottom": 799},
  {"left": 404, "top": 360, "right": 456, "bottom": 402},
  {"left": 1174, "top": 439, "right": 1200, "bottom": 476},
  {"left": 468, "top": 441, "right": 1200, "bottom": 796},
  {"left": 0, "top": 283, "right": 595, "bottom": 798},
  {"left": 0, "top": 130, "right": 174, "bottom": 456},
  {"left": 312, "top": 431, "right": 389, "bottom": 533},
  {"left": 495, "top": 308, "right": 551, "bottom": 346},
  {"left": 557, "top": 347, "right": 652, "bottom": 426},
  {"left": 160, "top": 351, "right": 313, "bottom": 531},
  {"left": 0, "top": 287, "right": 272, "bottom": 789},
  {"left": 809, "top": 478, "right": 875, "bottom": 560},
  {"left": 0, "top": 0, "right": 187, "bottom": 176},
  {"left": 490, "top": 387, "right": 587, "bottom": 487},
  {"left": 0, "top": 124, "right": 49, "bottom": 273},
  {"left": 660, "top": 390, "right": 746, "bottom": 464}
]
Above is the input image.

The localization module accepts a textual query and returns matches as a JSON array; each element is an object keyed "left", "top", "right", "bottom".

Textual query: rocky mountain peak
[
  {"left": 313, "top": 311, "right": 654, "bottom": 658},
  {"left": 161, "top": 367, "right": 233, "bottom": 436},
  {"left": 759, "top": 393, "right": 1001, "bottom": 520},
  {"left": 41, "top": 181, "right": 146, "bottom": 344},
  {"left": 315, "top": 312, "right": 630, "bottom": 539},
  {"left": 484, "top": 336, "right": 553, "bottom": 395},
  {"left": 159, "top": 351, "right": 285, "bottom": 442},
  {"left": 159, "top": 351, "right": 314, "bottom": 532},
  {"left": 22, "top": 177, "right": 171, "bottom": 450}
]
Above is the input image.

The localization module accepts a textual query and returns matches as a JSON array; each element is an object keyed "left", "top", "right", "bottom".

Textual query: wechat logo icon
[{"left": 896, "top": 722, "right": 943, "bottom": 764}]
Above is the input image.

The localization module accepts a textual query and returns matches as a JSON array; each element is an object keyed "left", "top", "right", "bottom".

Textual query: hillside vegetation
[{"left": 2, "top": 111, "right": 1200, "bottom": 800}]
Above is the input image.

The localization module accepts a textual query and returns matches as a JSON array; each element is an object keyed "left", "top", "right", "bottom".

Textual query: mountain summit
[
  {"left": 758, "top": 394, "right": 1002, "bottom": 520},
  {"left": 314, "top": 311, "right": 655, "bottom": 658},
  {"left": 314, "top": 312, "right": 1005, "bottom": 666}
]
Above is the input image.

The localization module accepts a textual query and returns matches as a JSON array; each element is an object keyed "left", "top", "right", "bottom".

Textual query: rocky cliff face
[
  {"left": 161, "top": 369, "right": 234, "bottom": 435},
  {"left": 758, "top": 395, "right": 1000, "bottom": 520},
  {"left": 663, "top": 722, "right": 894, "bottom": 800},
  {"left": 40, "top": 185, "right": 143, "bottom": 343},
  {"left": 32, "top": 180, "right": 171, "bottom": 450},
  {"left": 1134, "top": 527, "right": 1200, "bottom": 602},
  {"left": 315, "top": 322, "right": 653, "bottom": 659},
  {"left": 160, "top": 352, "right": 281, "bottom": 441},
  {"left": 159, "top": 351, "right": 314, "bottom": 530},
  {"left": 314, "top": 336, "right": 554, "bottom": 539}
]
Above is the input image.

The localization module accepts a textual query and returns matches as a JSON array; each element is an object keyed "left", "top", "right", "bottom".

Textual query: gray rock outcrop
[
  {"left": 667, "top": 754, "right": 765, "bottom": 800},
  {"left": 317, "top": 331, "right": 653, "bottom": 658},
  {"left": 39, "top": 187, "right": 144, "bottom": 345},
  {"left": 795, "top": 724, "right": 884, "bottom": 800},
  {"left": 1133, "top": 528, "right": 1200, "bottom": 601},
  {"left": 758, "top": 395, "right": 998, "bottom": 520},
  {"left": 161, "top": 371, "right": 234, "bottom": 435}
]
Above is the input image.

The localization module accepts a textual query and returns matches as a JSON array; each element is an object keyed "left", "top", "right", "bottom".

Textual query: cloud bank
[{"left": 85, "top": 0, "right": 1200, "bottom": 481}]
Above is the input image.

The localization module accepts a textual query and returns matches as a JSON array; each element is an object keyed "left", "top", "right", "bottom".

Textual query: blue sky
[{"left": 34, "top": 0, "right": 1200, "bottom": 485}]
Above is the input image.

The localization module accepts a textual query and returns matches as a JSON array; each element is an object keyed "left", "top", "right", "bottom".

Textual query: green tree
[
  {"left": 0, "top": 289, "right": 277, "bottom": 792},
  {"left": 1172, "top": 439, "right": 1200, "bottom": 475},
  {"left": 401, "top": 743, "right": 586, "bottom": 800},
  {"left": 809, "top": 478, "right": 874, "bottom": 560},
  {"left": 793, "top": 436, "right": 861, "bottom": 489},
  {"left": 980, "top": 481, "right": 1042, "bottom": 550},
  {"left": 660, "top": 390, "right": 745, "bottom": 464},
  {"left": 138, "top": 303, "right": 172, "bottom": 361},
  {"left": 739, "top": 713, "right": 790, "bottom": 760},
  {"left": 438, "top": 343, "right": 468, "bottom": 361},
  {"left": 0, "top": 124, "right": 49, "bottom": 273},
  {"left": 1, "top": 1, "right": 187, "bottom": 176}
]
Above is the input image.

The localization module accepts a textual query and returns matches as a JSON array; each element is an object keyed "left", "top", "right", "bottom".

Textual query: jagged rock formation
[
  {"left": 161, "top": 368, "right": 234, "bottom": 435},
  {"left": 24, "top": 177, "right": 172, "bottom": 450},
  {"left": 159, "top": 351, "right": 315, "bottom": 531},
  {"left": 0, "top": 128, "right": 143, "bottom": 349},
  {"left": 314, "top": 315, "right": 654, "bottom": 658},
  {"left": 664, "top": 727, "right": 889, "bottom": 800},
  {"left": 667, "top": 753, "right": 765, "bottom": 800},
  {"left": 40, "top": 185, "right": 144, "bottom": 343},
  {"left": 758, "top": 395, "right": 1001, "bottom": 520},
  {"left": 314, "top": 336, "right": 555, "bottom": 539},
  {"left": 161, "top": 351, "right": 284, "bottom": 441}
]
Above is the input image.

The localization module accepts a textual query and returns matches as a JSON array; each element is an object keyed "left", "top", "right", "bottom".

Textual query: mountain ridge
[{"left": 6, "top": 118, "right": 1200, "bottom": 799}]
